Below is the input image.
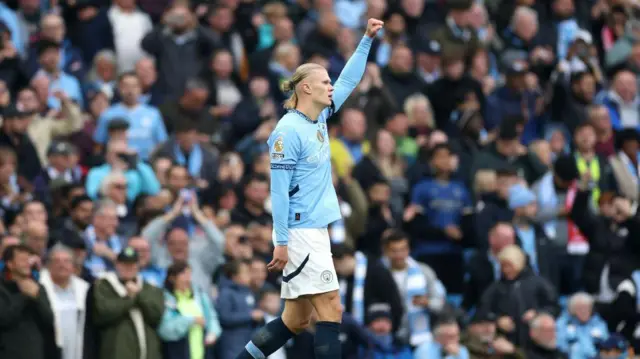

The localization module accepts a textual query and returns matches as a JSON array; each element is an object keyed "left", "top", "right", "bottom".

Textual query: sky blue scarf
[{"left": 174, "top": 143, "right": 203, "bottom": 178}]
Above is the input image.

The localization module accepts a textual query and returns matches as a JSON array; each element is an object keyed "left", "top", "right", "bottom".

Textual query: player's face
[{"left": 307, "top": 68, "right": 333, "bottom": 107}]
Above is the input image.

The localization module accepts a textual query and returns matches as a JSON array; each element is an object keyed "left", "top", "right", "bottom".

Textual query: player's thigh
[
  {"left": 281, "top": 297, "right": 314, "bottom": 333},
  {"left": 307, "top": 289, "right": 342, "bottom": 323}
]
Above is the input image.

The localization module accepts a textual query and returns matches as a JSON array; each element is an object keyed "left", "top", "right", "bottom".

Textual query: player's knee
[{"left": 315, "top": 291, "right": 343, "bottom": 323}]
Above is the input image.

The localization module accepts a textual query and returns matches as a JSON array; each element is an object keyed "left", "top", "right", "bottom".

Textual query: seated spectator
[
  {"left": 85, "top": 138, "right": 161, "bottom": 202},
  {"left": 90, "top": 247, "right": 164, "bottom": 359},
  {"left": 525, "top": 313, "right": 567, "bottom": 359},
  {"left": 461, "top": 310, "right": 525, "bottom": 358},
  {"left": 216, "top": 260, "right": 264, "bottom": 359},
  {"left": 362, "top": 303, "right": 413, "bottom": 359},
  {"left": 478, "top": 245, "right": 558, "bottom": 346},
  {"left": 0, "top": 244, "right": 57, "bottom": 359},
  {"left": 158, "top": 261, "right": 221, "bottom": 359},
  {"left": 595, "top": 334, "right": 629, "bottom": 359},
  {"left": 414, "top": 318, "right": 470, "bottom": 359},
  {"left": 608, "top": 129, "right": 640, "bottom": 203},
  {"left": 556, "top": 292, "right": 609, "bottom": 359},
  {"left": 39, "top": 244, "right": 90, "bottom": 359}
]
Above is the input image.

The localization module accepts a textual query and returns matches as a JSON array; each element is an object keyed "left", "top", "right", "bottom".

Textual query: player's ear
[{"left": 301, "top": 82, "right": 312, "bottom": 95}]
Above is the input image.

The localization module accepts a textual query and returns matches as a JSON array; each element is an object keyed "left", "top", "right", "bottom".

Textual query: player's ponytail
[{"left": 282, "top": 63, "right": 325, "bottom": 110}]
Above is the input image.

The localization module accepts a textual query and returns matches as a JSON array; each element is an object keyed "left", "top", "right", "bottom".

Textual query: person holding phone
[{"left": 85, "top": 138, "right": 161, "bottom": 202}]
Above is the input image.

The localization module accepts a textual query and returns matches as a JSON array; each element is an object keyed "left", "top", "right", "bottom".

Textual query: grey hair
[
  {"left": 46, "top": 243, "right": 74, "bottom": 264},
  {"left": 95, "top": 198, "right": 118, "bottom": 216},
  {"left": 511, "top": 6, "right": 538, "bottom": 28},
  {"left": 568, "top": 292, "right": 594, "bottom": 314},
  {"left": 530, "top": 313, "right": 555, "bottom": 329},
  {"left": 100, "top": 171, "right": 126, "bottom": 197},
  {"left": 94, "top": 50, "right": 117, "bottom": 65}
]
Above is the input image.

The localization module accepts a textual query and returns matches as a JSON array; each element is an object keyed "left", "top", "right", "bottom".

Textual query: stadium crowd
[{"left": 1, "top": 0, "right": 640, "bottom": 358}]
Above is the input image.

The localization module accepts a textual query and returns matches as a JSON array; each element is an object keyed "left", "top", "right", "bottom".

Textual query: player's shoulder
[{"left": 270, "top": 117, "right": 305, "bottom": 143}]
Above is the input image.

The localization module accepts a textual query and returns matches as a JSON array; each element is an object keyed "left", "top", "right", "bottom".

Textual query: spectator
[
  {"left": 39, "top": 243, "right": 90, "bottom": 359},
  {"left": 333, "top": 243, "right": 404, "bottom": 334},
  {"left": 0, "top": 244, "right": 57, "bottom": 359},
  {"left": 93, "top": 72, "right": 168, "bottom": 161},
  {"left": 414, "top": 318, "right": 470, "bottom": 359},
  {"left": 128, "top": 236, "right": 165, "bottom": 287},
  {"left": 216, "top": 259, "right": 263, "bottom": 359},
  {"left": 83, "top": 199, "right": 124, "bottom": 278},
  {"left": 257, "top": 288, "right": 287, "bottom": 359},
  {"left": 158, "top": 261, "right": 221, "bottom": 359},
  {"left": 461, "top": 310, "right": 526, "bottom": 359},
  {"left": 525, "top": 313, "right": 567, "bottom": 358},
  {"left": 478, "top": 245, "right": 558, "bottom": 346},
  {"left": 463, "top": 222, "right": 517, "bottom": 311},
  {"left": 27, "top": 14, "right": 84, "bottom": 80},
  {"left": 363, "top": 303, "right": 413, "bottom": 359},
  {"left": 108, "top": 0, "right": 153, "bottom": 73},
  {"left": 90, "top": 246, "right": 164, "bottom": 359},
  {"left": 0, "top": 103, "right": 43, "bottom": 183},
  {"left": 608, "top": 129, "right": 640, "bottom": 202},
  {"left": 556, "top": 292, "right": 609, "bottom": 359},
  {"left": 34, "top": 40, "right": 83, "bottom": 108},
  {"left": 380, "top": 229, "right": 431, "bottom": 346}
]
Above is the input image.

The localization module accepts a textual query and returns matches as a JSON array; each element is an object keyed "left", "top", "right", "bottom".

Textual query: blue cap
[{"left": 508, "top": 184, "right": 536, "bottom": 209}]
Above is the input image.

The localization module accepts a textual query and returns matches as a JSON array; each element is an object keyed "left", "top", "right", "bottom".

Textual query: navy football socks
[
  {"left": 314, "top": 321, "right": 341, "bottom": 359},
  {"left": 236, "top": 317, "right": 295, "bottom": 359}
]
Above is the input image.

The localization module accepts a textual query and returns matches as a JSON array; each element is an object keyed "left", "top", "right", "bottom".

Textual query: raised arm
[
  {"left": 268, "top": 127, "right": 302, "bottom": 247},
  {"left": 331, "top": 19, "right": 384, "bottom": 112}
]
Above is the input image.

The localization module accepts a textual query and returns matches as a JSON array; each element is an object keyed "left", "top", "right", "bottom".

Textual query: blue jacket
[
  {"left": 85, "top": 162, "right": 161, "bottom": 201},
  {"left": 215, "top": 281, "right": 257, "bottom": 359},
  {"left": 598, "top": 93, "right": 640, "bottom": 132},
  {"left": 158, "top": 288, "right": 222, "bottom": 359},
  {"left": 556, "top": 311, "right": 609, "bottom": 359}
]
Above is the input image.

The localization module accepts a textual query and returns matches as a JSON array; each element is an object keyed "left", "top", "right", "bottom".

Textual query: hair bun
[{"left": 281, "top": 80, "right": 294, "bottom": 93}]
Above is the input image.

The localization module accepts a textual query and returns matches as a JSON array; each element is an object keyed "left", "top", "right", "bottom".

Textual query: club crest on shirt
[
  {"left": 274, "top": 136, "right": 284, "bottom": 152},
  {"left": 317, "top": 130, "right": 324, "bottom": 143}
]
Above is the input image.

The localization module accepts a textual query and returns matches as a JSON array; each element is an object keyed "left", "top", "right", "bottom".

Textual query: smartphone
[
  {"left": 117, "top": 153, "right": 137, "bottom": 168},
  {"left": 180, "top": 188, "right": 192, "bottom": 202}
]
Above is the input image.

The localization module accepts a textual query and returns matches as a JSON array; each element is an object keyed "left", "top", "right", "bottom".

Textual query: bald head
[
  {"left": 488, "top": 222, "right": 515, "bottom": 254},
  {"left": 41, "top": 14, "right": 65, "bottom": 42}
]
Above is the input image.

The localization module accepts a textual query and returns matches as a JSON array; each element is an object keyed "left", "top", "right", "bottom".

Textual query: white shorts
[{"left": 274, "top": 228, "right": 339, "bottom": 299}]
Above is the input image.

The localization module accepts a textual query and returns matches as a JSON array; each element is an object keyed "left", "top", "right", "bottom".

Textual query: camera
[{"left": 117, "top": 153, "right": 138, "bottom": 168}]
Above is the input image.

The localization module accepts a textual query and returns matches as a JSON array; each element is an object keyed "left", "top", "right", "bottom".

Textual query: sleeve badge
[{"left": 274, "top": 136, "right": 284, "bottom": 152}]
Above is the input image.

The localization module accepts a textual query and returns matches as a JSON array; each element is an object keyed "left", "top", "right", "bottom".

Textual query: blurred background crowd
[{"left": 2, "top": 0, "right": 640, "bottom": 358}]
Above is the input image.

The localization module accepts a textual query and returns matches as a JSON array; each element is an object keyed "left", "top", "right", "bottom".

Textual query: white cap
[{"left": 573, "top": 29, "right": 593, "bottom": 45}]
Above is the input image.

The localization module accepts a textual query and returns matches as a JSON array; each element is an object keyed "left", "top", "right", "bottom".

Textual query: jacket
[
  {"left": 39, "top": 269, "right": 89, "bottom": 359},
  {"left": 158, "top": 288, "right": 222, "bottom": 359},
  {"left": 556, "top": 311, "right": 609, "bottom": 359},
  {"left": 0, "top": 275, "right": 59, "bottom": 359},
  {"left": 92, "top": 272, "right": 165, "bottom": 359},
  {"left": 478, "top": 268, "right": 559, "bottom": 346},
  {"left": 461, "top": 332, "right": 526, "bottom": 359},
  {"left": 216, "top": 280, "right": 258, "bottom": 359}
]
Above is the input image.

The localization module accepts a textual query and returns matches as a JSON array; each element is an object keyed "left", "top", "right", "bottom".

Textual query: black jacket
[
  {"left": 478, "top": 268, "right": 559, "bottom": 346},
  {"left": 0, "top": 276, "right": 59, "bottom": 359}
]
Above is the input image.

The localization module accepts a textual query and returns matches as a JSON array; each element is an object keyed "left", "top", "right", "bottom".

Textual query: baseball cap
[
  {"left": 506, "top": 61, "right": 528, "bottom": 76},
  {"left": 416, "top": 39, "right": 442, "bottom": 56},
  {"left": 366, "top": 303, "right": 392, "bottom": 324},
  {"left": 573, "top": 29, "right": 593, "bottom": 45},
  {"left": 469, "top": 310, "right": 496, "bottom": 324},
  {"left": 47, "top": 141, "right": 75, "bottom": 157},
  {"left": 554, "top": 155, "right": 580, "bottom": 181},
  {"left": 117, "top": 247, "right": 139, "bottom": 263}
]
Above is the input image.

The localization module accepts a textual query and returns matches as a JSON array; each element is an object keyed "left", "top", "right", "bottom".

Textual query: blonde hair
[
  {"left": 282, "top": 63, "right": 325, "bottom": 110},
  {"left": 403, "top": 93, "right": 434, "bottom": 129},
  {"left": 498, "top": 244, "right": 526, "bottom": 272}
]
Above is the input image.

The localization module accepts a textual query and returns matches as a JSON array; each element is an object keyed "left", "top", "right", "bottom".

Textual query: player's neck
[{"left": 295, "top": 103, "right": 322, "bottom": 122}]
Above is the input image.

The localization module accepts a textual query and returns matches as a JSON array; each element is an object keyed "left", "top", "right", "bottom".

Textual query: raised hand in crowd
[
  {"left": 125, "top": 280, "right": 141, "bottom": 298},
  {"left": 497, "top": 316, "right": 515, "bottom": 333},
  {"left": 16, "top": 277, "right": 40, "bottom": 298},
  {"left": 93, "top": 241, "right": 117, "bottom": 262},
  {"left": 492, "top": 337, "right": 516, "bottom": 354},
  {"left": 522, "top": 309, "right": 536, "bottom": 323},
  {"left": 444, "top": 225, "right": 463, "bottom": 241}
]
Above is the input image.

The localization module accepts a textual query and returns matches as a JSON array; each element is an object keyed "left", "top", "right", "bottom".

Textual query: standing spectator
[
  {"left": 158, "top": 261, "right": 221, "bottom": 359},
  {"left": 556, "top": 292, "right": 609, "bottom": 359},
  {"left": 216, "top": 260, "right": 263, "bottom": 359},
  {"left": 463, "top": 222, "right": 517, "bottom": 311},
  {"left": 93, "top": 72, "right": 168, "bottom": 161},
  {"left": 0, "top": 244, "right": 57, "bottom": 359},
  {"left": 380, "top": 229, "right": 431, "bottom": 346},
  {"left": 128, "top": 236, "right": 165, "bottom": 287},
  {"left": 83, "top": 199, "right": 124, "bottom": 278},
  {"left": 608, "top": 129, "right": 640, "bottom": 203},
  {"left": 333, "top": 244, "right": 404, "bottom": 334},
  {"left": 107, "top": 0, "right": 153, "bottom": 73},
  {"left": 405, "top": 143, "right": 472, "bottom": 294},
  {"left": 39, "top": 244, "right": 90, "bottom": 359},
  {"left": 141, "top": 3, "right": 218, "bottom": 100},
  {"left": 0, "top": 103, "right": 43, "bottom": 183},
  {"left": 478, "top": 245, "right": 559, "bottom": 346},
  {"left": 599, "top": 69, "right": 640, "bottom": 131},
  {"left": 414, "top": 318, "right": 470, "bottom": 359},
  {"left": 91, "top": 247, "right": 164, "bottom": 359},
  {"left": 34, "top": 40, "right": 83, "bottom": 108}
]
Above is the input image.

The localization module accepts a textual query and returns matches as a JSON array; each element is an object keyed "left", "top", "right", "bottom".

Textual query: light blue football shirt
[
  {"left": 94, "top": 103, "right": 168, "bottom": 160},
  {"left": 268, "top": 35, "right": 372, "bottom": 246}
]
